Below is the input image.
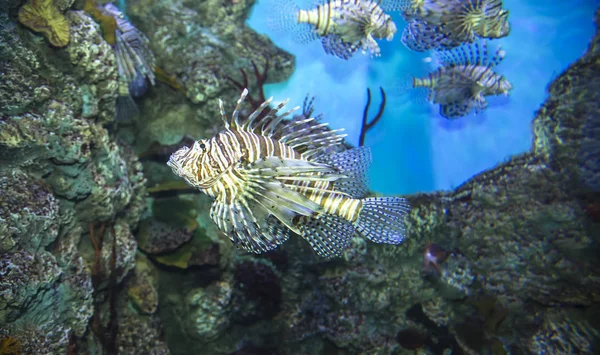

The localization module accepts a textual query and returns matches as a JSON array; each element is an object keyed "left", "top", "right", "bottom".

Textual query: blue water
[{"left": 247, "top": 0, "right": 598, "bottom": 195}]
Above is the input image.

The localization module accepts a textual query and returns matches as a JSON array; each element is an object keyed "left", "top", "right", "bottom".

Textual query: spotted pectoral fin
[
  {"left": 314, "top": 147, "right": 372, "bottom": 198},
  {"left": 439, "top": 100, "right": 473, "bottom": 119},
  {"left": 238, "top": 167, "right": 327, "bottom": 223},
  {"left": 401, "top": 20, "right": 449, "bottom": 52},
  {"left": 297, "top": 214, "right": 356, "bottom": 258},
  {"left": 321, "top": 34, "right": 360, "bottom": 60},
  {"left": 210, "top": 197, "right": 294, "bottom": 253},
  {"left": 243, "top": 156, "right": 349, "bottom": 188},
  {"left": 379, "top": 0, "right": 413, "bottom": 12},
  {"left": 244, "top": 156, "right": 337, "bottom": 177}
]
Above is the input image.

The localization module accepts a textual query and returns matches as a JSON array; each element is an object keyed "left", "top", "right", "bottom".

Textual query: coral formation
[
  {"left": 184, "top": 280, "right": 233, "bottom": 342},
  {"left": 18, "top": 0, "right": 70, "bottom": 47},
  {"left": 0, "top": 171, "right": 59, "bottom": 252},
  {"left": 1, "top": 0, "right": 599, "bottom": 354},
  {"left": 234, "top": 260, "right": 282, "bottom": 321}
]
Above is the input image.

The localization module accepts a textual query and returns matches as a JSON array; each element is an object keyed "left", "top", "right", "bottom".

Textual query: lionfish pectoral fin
[
  {"left": 264, "top": 0, "right": 317, "bottom": 43},
  {"left": 210, "top": 197, "right": 293, "bottom": 254},
  {"left": 439, "top": 100, "right": 473, "bottom": 119},
  {"left": 362, "top": 34, "right": 381, "bottom": 57},
  {"left": 314, "top": 147, "right": 372, "bottom": 198},
  {"left": 298, "top": 214, "right": 356, "bottom": 258},
  {"left": 379, "top": 0, "right": 413, "bottom": 12},
  {"left": 401, "top": 20, "right": 448, "bottom": 52},
  {"left": 356, "top": 197, "right": 410, "bottom": 244},
  {"left": 244, "top": 156, "right": 336, "bottom": 177},
  {"left": 321, "top": 34, "right": 359, "bottom": 60}
]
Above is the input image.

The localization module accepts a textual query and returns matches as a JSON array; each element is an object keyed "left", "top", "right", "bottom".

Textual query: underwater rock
[
  {"left": 233, "top": 260, "right": 282, "bottom": 322},
  {"left": 117, "top": 306, "right": 170, "bottom": 355},
  {"left": 0, "top": 250, "right": 62, "bottom": 324},
  {"left": 90, "top": 218, "right": 138, "bottom": 284},
  {"left": 137, "top": 219, "right": 194, "bottom": 254},
  {"left": 0, "top": 14, "right": 47, "bottom": 116},
  {"left": 127, "top": 253, "right": 160, "bottom": 315},
  {"left": 184, "top": 280, "right": 233, "bottom": 342},
  {"left": 526, "top": 310, "right": 600, "bottom": 354},
  {"left": 0, "top": 170, "right": 59, "bottom": 253},
  {"left": 65, "top": 10, "right": 118, "bottom": 124},
  {"left": 0, "top": 323, "right": 70, "bottom": 354}
]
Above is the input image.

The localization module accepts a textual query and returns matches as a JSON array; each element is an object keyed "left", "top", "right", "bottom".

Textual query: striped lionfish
[
  {"left": 268, "top": 0, "right": 403, "bottom": 59},
  {"left": 398, "top": 0, "right": 510, "bottom": 52},
  {"left": 103, "top": 3, "right": 156, "bottom": 121},
  {"left": 411, "top": 41, "right": 512, "bottom": 118},
  {"left": 167, "top": 90, "right": 410, "bottom": 257}
]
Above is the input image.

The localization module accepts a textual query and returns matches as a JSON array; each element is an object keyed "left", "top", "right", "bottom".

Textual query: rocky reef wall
[{"left": 0, "top": 1, "right": 599, "bottom": 355}]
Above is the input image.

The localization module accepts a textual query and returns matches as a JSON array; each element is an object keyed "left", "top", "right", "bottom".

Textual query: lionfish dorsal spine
[
  {"left": 244, "top": 96, "right": 273, "bottom": 130},
  {"left": 218, "top": 97, "right": 230, "bottom": 129},
  {"left": 231, "top": 88, "right": 250, "bottom": 128}
]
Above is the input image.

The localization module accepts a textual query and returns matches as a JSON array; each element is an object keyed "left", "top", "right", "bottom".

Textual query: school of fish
[
  {"left": 77, "top": 0, "right": 515, "bottom": 256},
  {"left": 162, "top": 0, "right": 514, "bottom": 256}
]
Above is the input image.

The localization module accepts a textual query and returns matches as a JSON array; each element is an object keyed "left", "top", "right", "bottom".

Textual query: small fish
[
  {"left": 410, "top": 41, "right": 512, "bottom": 118},
  {"left": 399, "top": 0, "right": 510, "bottom": 52},
  {"left": 423, "top": 242, "right": 449, "bottom": 273},
  {"left": 104, "top": 3, "right": 156, "bottom": 121},
  {"left": 267, "top": 0, "right": 401, "bottom": 59},
  {"left": 167, "top": 89, "right": 411, "bottom": 257}
]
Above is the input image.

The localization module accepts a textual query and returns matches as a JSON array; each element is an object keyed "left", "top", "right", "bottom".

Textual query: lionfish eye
[{"left": 200, "top": 143, "right": 206, "bottom": 149}]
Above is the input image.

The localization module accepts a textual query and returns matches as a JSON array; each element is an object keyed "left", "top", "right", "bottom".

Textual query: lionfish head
[
  {"left": 167, "top": 140, "right": 215, "bottom": 189},
  {"left": 478, "top": 9, "right": 510, "bottom": 38},
  {"left": 482, "top": 74, "right": 512, "bottom": 97},
  {"left": 374, "top": 15, "right": 397, "bottom": 41},
  {"left": 497, "top": 75, "right": 513, "bottom": 96}
]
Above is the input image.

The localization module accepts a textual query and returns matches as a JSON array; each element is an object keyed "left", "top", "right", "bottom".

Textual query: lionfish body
[
  {"left": 104, "top": 4, "right": 156, "bottom": 121},
  {"left": 168, "top": 90, "right": 410, "bottom": 257},
  {"left": 412, "top": 41, "right": 512, "bottom": 118},
  {"left": 398, "top": 0, "right": 509, "bottom": 52},
  {"left": 268, "top": 0, "right": 401, "bottom": 59}
]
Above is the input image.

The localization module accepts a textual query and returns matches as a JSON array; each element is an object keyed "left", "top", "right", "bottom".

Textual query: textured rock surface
[
  {"left": 0, "top": 5, "right": 145, "bottom": 352},
  {"left": 125, "top": 0, "right": 295, "bottom": 153},
  {"left": 2, "top": 1, "right": 599, "bottom": 355}
]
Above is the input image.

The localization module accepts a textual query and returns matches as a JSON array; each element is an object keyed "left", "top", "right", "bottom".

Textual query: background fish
[
  {"left": 411, "top": 41, "right": 513, "bottom": 118},
  {"left": 399, "top": 0, "right": 510, "bottom": 52},
  {"left": 167, "top": 89, "right": 410, "bottom": 257},
  {"left": 104, "top": 3, "right": 156, "bottom": 121},
  {"left": 266, "top": 0, "right": 402, "bottom": 59}
]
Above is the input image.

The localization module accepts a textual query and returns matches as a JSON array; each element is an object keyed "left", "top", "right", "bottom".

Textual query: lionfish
[
  {"left": 267, "top": 0, "right": 402, "bottom": 59},
  {"left": 411, "top": 41, "right": 512, "bottom": 118},
  {"left": 398, "top": 0, "right": 510, "bottom": 52},
  {"left": 167, "top": 90, "right": 410, "bottom": 257},
  {"left": 104, "top": 4, "right": 156, "bottom": 121}
]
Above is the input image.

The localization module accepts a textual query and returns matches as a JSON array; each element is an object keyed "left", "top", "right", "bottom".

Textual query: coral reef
[
  {"left": 18, "top": 0, "right": 71, "bottom": 47},
  {"left": 1, "top": 0, "right": 599, "bottom": 354}
]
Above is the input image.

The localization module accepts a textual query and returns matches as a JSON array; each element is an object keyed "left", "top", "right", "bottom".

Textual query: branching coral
[
  {"left": 225, "top": 58, "right": 269, "bottom": 110},
  {"left": 358, "top": 87, "right": 386, "bottom": 147},
  {"left": 18, "top": 0, "right": 70, "bottom": 47}
]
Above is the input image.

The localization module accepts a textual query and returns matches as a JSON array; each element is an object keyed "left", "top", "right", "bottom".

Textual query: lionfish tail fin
[
  {"left": 299, "top": 214, "right": 355, "bottom": 258},
  {"left": 265, "top": 0, "right": 317, "bottom": 43},
  {"left": 357, "top": 197, "right": 410, "bottom": 244}
]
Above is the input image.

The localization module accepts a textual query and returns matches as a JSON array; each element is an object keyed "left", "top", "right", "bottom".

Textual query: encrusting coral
[{"left": 18, "top": 0, "right": 70, "bottom": 47}]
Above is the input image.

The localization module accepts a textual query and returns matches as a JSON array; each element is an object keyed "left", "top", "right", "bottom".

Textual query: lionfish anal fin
[{"left": 297, "top": 213, "right": 356, "bottom": 258}]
